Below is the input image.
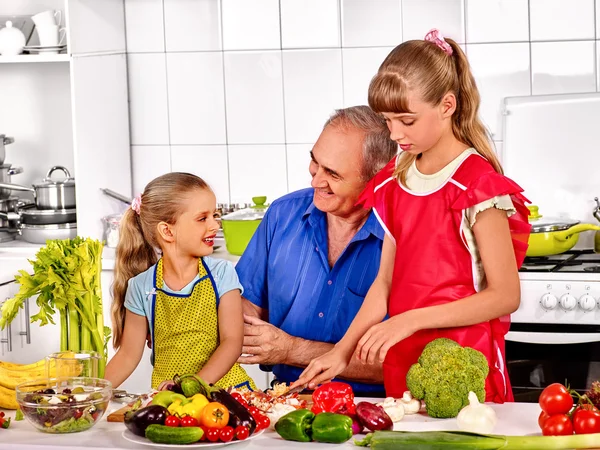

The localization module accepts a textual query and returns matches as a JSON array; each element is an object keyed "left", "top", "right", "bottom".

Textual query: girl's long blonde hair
[
  {"left": 111, "top": 173, "right": 209, "bottom": 348},
  {"left": 368, "top": 37, "right": 501, "bottom": 186}
]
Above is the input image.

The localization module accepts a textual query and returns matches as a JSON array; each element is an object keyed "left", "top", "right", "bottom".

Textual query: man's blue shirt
[{"left": 236, "top": 188, "right": 385, "bottom": 395}]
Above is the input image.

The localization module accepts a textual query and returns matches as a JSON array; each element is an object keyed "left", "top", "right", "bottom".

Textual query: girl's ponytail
[
  {"left": 446, "top": 38, "right": 503, "bottom": 174},
  {"left": 111, "top": 207, "right": 157, "bottom": 348}
]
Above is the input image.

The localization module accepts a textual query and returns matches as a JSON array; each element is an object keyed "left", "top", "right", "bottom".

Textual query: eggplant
[
  {"left": 124, "top": 405, "right": 169, "bottom": 437},
  {"left": 210, "top": 388, "right": 257, "bottom": 434},
  {"left": 355, "top": 401, "right": 393, "bottom": 432}
]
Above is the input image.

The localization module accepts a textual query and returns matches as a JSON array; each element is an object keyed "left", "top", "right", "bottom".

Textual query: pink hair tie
[
  {"left": 131, "top": 194, "right": 142, "bottom": 215},
  {"left": 424, "top": 28, "right": 453, "bottom": 56}
]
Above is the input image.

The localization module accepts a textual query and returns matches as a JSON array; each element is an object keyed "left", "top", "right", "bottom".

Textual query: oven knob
[
  {"left": 579, "top": 294, "right": 597, "bottom": 312},
  {"left": 540, "top": 293, "right": 558, "bottom": 310},
  {"left": 559, "top": 294, "right": 577, "bottom": 311}
]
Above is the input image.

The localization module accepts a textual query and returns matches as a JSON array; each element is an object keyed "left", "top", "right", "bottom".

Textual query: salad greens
[{"left": 0, "top": 238, "right": 110, "bottom": 376}]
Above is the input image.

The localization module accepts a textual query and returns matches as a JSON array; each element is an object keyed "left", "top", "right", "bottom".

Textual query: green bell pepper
[
  {"left": 275, "top": 409, "right": 315, "bottom": 442},
  {"left": 312, "top": 412, "right": 353, "bottom": 444}
]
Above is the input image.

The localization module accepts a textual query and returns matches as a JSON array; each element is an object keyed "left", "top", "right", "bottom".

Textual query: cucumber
[{"left": 144, "top": 424, "right": 204, "bottom": 445}]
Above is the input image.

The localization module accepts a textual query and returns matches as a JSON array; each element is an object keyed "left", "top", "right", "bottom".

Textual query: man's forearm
[{"left": 286, "top": 336, "right": 383, "bottom": 385}]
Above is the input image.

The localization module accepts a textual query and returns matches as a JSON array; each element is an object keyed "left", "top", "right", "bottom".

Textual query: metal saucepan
[
  {"left": 0, "top": 164, "right": 23, "bottom": 199},
  {"left": 593, "top": 197, "right": 600, "bottom": 254},
  {"left": 20, "top": 222, "right": 77, "bottom": 244},
  {"left": 0, "top": 135, "right": 14, "bottom": 166},
  {"left": 17, "top": 203, "right": 77, "bottom": 225},
  {"left": 0, "top": 166, "right": 76, "bottom": 210},
  {"left": 527, "top": 206, "right": 600, "bottom": 257}
]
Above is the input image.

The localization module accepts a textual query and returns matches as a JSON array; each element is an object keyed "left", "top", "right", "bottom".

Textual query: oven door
[{"left": 506, "top": 325, "right": 600, "bottom": 402}]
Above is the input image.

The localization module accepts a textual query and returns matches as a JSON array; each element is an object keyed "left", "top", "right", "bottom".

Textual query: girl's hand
[
  {"left": 292, "top": 348, "right": 351, "bottom": 390},
  {"left": 157, "top": 380, "right": 175, "bottom": 391},
  {"left": 357, "top": 313, "right": 417, "bottom": 364}
]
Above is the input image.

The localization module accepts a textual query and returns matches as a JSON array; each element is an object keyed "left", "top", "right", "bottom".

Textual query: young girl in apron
[
  {"left": 295, "top": 29, "right": 531, "bottom": 403},
  {"left": 105, "top": 173, "right": 255, "bottom": 391}
]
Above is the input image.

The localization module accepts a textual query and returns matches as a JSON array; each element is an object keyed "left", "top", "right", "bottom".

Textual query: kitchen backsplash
[{"left": 126, "top": 0, "right": 600, "bottom": 204}]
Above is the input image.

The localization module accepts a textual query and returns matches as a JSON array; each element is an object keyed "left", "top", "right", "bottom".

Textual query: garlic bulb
[
  {"left": 400, "top": 391, "right": 421, "bottom": 414},
  {"left": 456, "top": 391, "right": 497, "bottom": 434}
]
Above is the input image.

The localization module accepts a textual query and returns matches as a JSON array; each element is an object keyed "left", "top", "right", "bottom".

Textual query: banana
[
  {"left": 0, "top": 360, "right": 82, "bottom": 390},
  {"left": 0, "top": 385, "right": 17, "bottom": 409},
  {"left": 0, "top": 358, "right": 46, "bottom": 372}
]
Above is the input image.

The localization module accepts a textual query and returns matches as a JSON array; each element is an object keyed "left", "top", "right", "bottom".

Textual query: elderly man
[{"left": 236, "top": 106, "right": 397, "bottom": 396}]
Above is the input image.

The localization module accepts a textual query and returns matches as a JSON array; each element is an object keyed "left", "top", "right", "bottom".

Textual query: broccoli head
[{"left": 405, "top": 338, "right": 489, "bottom": 418}]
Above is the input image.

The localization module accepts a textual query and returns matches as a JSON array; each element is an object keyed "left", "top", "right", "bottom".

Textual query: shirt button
[
  {"left": 315, "top": 247, "right": 319, "bottom": 252},
  {"left": 327, "top": 280, "right": 332, "bottom": 285},
  {"left": 318, "top": 312, "right": 324, "bottom": 318}
]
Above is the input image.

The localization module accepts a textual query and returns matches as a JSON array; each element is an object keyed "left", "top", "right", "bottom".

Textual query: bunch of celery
[{"left": 0, "top": 237, "right": 111, "bottom": 377}]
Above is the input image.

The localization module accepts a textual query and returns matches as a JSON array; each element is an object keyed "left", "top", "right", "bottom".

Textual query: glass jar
[{"left": 101, "top": 213, "right": 122, "bottom": 248}]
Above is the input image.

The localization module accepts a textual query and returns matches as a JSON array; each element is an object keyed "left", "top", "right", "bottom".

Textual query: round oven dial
[
  {"left": 579, "top": 294, "right": 597, "bottom": 312},
  {"left": 540, "top": 293, "right": 558, "bottom": 310},
  {"left": 559, "top": 294, "right": 577, "bottom": 311}
]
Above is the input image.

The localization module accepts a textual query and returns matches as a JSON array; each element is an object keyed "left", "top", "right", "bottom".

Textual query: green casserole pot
[{"left": 221, "top": 196, "right": 268, "bottom": 256}]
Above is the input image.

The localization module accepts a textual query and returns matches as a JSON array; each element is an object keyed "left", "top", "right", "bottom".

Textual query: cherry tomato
[
  {"left": 256, "top": 415, "right": 270, "bottom": 431},
  {"left": 73, "top": 409, "right": 83, "bottom": 420},
  {"left": 573, "top": 409, "right": 600, "bottom": 434},
  {"left": 199, "top": 426, "right": 208, "bottom": 441},
  {"left": 248, "top": 406, "right": 261, "bottom": 417},
  {"left": 231, "top": 392, "right": 244, "bottom": 402},
  {"left": 235, "top": 425, "right": 249, "bottom": 440},
  {"left": 180, "top": 415, "right": 199, "bottom": 427},
  {"left": 165, "top": 415, "right": 181, "bottom": 427},
  {"left": 206, "top": 428, "right": 221, "bottom": 442},
  {"left": 542, "top": 414, "right": 573, "bottom": 436},
  {"left": 574, "top": 403, "right": 600, "bottom": 414},
  {"left": 539, "top": 383, "right": 573, "bottom": 415},
  {"left": 219, "top": 426, "right": 234, "bottom": 442},
  {"left": 200, "top": 402, "right": 230, "bottom": 429},
  {"left": 538, "top": 410, "right": 551, "bottom": 429}
]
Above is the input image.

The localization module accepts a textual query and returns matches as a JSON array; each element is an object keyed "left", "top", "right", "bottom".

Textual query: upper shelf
[{"left": 0, "top": 54, "right": 70, "bottom": 64}]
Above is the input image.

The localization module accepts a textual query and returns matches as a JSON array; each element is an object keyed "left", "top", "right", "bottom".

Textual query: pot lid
[
  {"left": 34, "top": 166, "right": 75, "bottom": 187},
  {"left": 221, "top": 196, "right": 268, "bottom": 221},
  {"left": 528, "top": 205, "right": 580, "bottom": 232}
]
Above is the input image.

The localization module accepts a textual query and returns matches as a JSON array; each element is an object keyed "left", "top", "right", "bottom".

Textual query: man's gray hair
[{"left": 324, "top": 106, "right": 397, "bottom": 181}]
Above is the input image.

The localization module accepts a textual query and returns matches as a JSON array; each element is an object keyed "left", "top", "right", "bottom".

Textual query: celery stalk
[
  {"left": 96, "top": 314, "right": 105, "bottom": 378},
  {"left": 68, "top": 306, "right": 80, "bottom": 351},
  {"left": 60, "top": 309, "right": 68, "bottom": 352}
]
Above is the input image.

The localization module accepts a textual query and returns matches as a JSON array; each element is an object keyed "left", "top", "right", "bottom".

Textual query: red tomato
[
  {"left": 219, "top": 426, "right": 234, "bottom": 442},
  {"left": 575, "top": 403, "right": 600, "bottom": 414},
  {"left": 235, "top": 426, "right": 249, "bottom": 440},
  {"left": 256, "top": 415, "right": 270, "bottom": 431},
  {"left": 180, "top": 416, "right": 199, "bottom": 427},
  {"left": 231, "top": 392, "right": 244, "bottom": 402},
  {"left": 165, "top": 415, "right": 181, "bottom": 427},
  {"left": 573, "top": 409, "right": 600, "bottom": 435},
  {"left": 539, "top": 383, "right": 573, "bottom": 415},
  {"left": 199, "top": 426, "right": 208, "bottom": 441},
  {"left": 542, "top": 414, "right": 573, "bottom": 436},
  {"left": 206, "top": 428, "right": 220, "bottom": 442},
  {"left": 248, "top": 406, "right": 261, "bottom": 416},
  {"left": 538, "top": 410, "right": 551, "bottom": 429}
]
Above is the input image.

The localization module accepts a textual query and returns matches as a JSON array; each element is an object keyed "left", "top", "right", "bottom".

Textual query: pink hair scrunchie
[
  {"left": 131, "top": 194, "right": 142, "bottom": 215},
  {"left": 424, "top": 28, "right": 453, "bottom": 56}
]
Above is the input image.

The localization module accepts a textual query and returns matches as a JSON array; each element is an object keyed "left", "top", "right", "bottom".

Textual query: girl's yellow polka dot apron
[{"left": 150, "top": 258, "right": 255, "bottom": 390}]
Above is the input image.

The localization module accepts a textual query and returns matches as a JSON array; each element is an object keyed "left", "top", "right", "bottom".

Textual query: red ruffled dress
[{"left": 359, "top": 152, "right": 531, "bottom": 403}]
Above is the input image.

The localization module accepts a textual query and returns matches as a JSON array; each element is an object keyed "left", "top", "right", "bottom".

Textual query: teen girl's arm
[
  {"left": 356, "top": 207, "right": 521, "bottom": 365},
  {"left": 104, "top": 310, "right": 148, "bottom": 388},
  {"left": 197, "top": 289, "right": 244, "bottom": 384},
  {"left": 291, "top": 235, "right": 396, "bottom": 389}
]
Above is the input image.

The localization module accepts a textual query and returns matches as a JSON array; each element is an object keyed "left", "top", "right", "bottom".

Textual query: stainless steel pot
[
  {"left": 17, "top": 203, "right": 77, "bottom": 225},
  {"left": 0, "top": 164, "right": 23, "bottom": 199},
  {"left": 0, "top": 135, "right": 14, "bottom": 166},
  {"left": 20, "top": 222, "right": 77, "bottom": 244},
  {"left": 0, "top": 166, "right": 76, "bottom": 210},
  {"left": 594, "top": 197, "right": 600, "bottom": 254}
]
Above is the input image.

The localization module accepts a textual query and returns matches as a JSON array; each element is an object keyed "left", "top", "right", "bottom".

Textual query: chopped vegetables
[{"left": 456, "top": 391, "right": 497, "bottom": 434}]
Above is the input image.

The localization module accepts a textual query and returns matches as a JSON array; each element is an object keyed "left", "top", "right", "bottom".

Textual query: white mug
[
  {"left": 32, "top": 10, "right": 62, "bottom": 28},
  {"left": 37, "top": 25, "right": 66, "bottom": 48}
]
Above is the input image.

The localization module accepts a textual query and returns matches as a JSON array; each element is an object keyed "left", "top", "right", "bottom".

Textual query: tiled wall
[{"left": 125, "top": 0, "right": 600, "bottom": 204}]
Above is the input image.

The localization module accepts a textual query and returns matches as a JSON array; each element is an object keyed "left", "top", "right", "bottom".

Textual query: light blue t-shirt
[{"left": 124, "top": 257, "right": 243, "bottom": 322}]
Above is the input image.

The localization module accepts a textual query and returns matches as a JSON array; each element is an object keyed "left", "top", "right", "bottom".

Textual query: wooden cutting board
[{"left": 107, "top": 404, "right": 132, "bottom": 423}]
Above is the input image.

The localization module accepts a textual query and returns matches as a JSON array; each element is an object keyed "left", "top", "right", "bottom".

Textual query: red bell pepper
[{"left": 311, "top": 382, "right": 356, "bottom": 415}]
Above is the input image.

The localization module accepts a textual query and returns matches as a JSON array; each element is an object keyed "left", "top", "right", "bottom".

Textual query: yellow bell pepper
[
  {"left": 190, "top": 394, "right": 209, "bottom": 410},
  {"left": 181, "top": 401, "right": 204, "bottom": 421},
  {"left": 168, "top": 399, "right": 184, "bottom": 416}
]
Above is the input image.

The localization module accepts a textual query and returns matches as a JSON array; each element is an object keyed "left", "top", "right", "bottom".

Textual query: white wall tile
[
  {"left": 171, "top": 145, "right": 230, "bottom": 202},
  {"left": 228, "top": 145, "right": 287, "bottom": 203},
  {"left": 494, "top": 141, "right": 504, "bottom": 165},
  {"left": 465, "top": 0, "right": 528, "bottom": 43},
  {"left": 282, "top": 50, "right": 344, "bottom": 143},
  {"left": 467, "top": 43, "right": 530, "bottom": 139},
  {"left": 164, "top": 0, "right": 221, "bottom": 51},
  {"left": 597, "top": 0, "right": 600, "bottom": 39},
  {"left": 131, "top": 146, "right": 172, "bottom": 195},
  {"left": 127, "top": 54, "right": 170, "bottom": 145},
  {"left": 342, "top": 47, "right": 394, "bottom": 107},
  {"left": 281, "top": 0, "right": 340, "bottom": 48},
  {"left": 597, "top": 41, "right": 600, "bottom": 91},
  {"left": 222, "top": 0, "right": 280, "bottom": 50},
  {"left": 341, "top": 0, "right": 402, "bottom": 47},
  {"left": 224, "top": 51, "right": 285, "bottom": 144},
  {"left": 286, "top": 144, "right": 313, "bottom": 192},
  {"left": 124, "top": 0, "right": 165, "bottom": 52},
  {"left": 402, "top": 0, "right": 465, "bottom": 43},
  {"left": 531, "top": 41, "right": 596, "bottom": 95},
  {"left": 166, "top": 52, "right": 227, "bottom": 145},
  {"left": 530, "top": 0, "right": 595, "bottom": 41}
]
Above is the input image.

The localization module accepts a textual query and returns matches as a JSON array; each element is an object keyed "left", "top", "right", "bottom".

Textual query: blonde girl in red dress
[{"left": 294, "top": 29, "right": 531, "bottom": 402}]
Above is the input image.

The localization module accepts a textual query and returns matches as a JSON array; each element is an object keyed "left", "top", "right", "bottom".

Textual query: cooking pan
[
  {"left": 17, "top": 203, "right": 77, "bottom": 225},
  {"left": 20, "top": 222, "right": 77, "bottom": 244},
  {"left": 527, "top": 206, "right": 600, "bottom": 257},
  {"left": 0, "top": 135, "right": 14, "bottom": 166},
  {"left": 0, "top": 166, "right": 75, "bottom": 210}
]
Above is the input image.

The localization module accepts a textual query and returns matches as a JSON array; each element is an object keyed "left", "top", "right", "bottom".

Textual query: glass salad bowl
[{"left": 16, "top": 377, "right": 112, "bottom": 433}]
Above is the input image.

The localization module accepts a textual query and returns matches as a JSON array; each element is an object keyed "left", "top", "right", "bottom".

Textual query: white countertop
[{"left": 1, "top": 401, "right": 543, "bottom": 449}]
